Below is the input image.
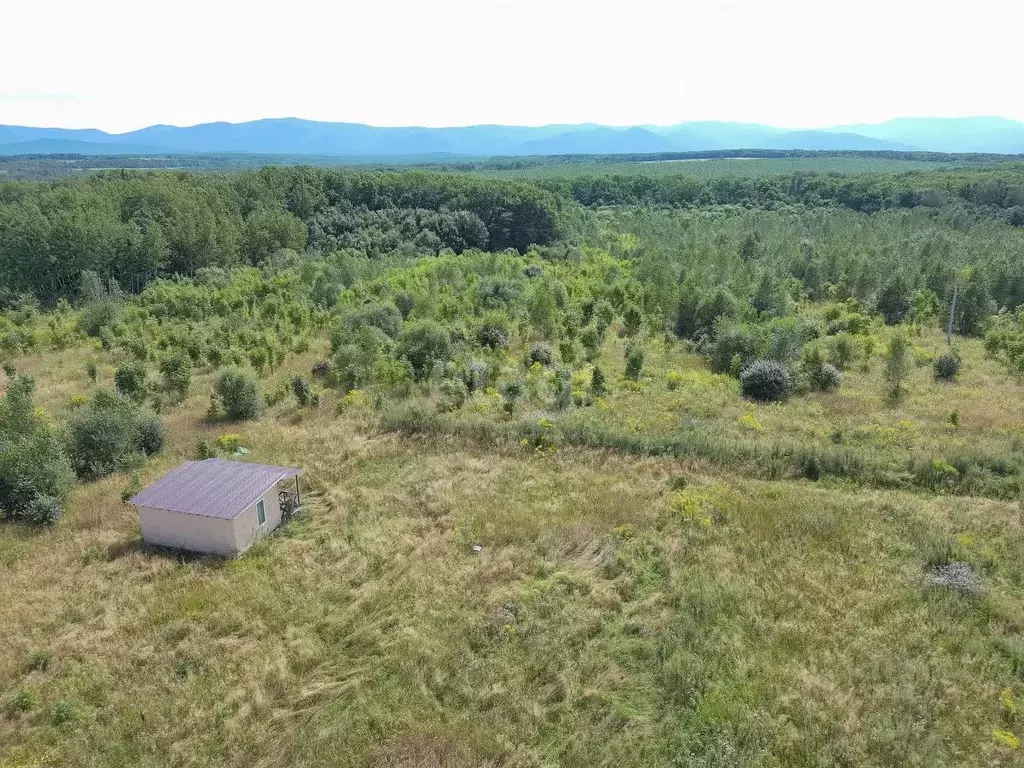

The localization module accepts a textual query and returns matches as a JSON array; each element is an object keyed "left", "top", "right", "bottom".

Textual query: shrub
[
  {"left": 580, "top": 326, "right": 602, "bottom": 362},
  {"left": 216, "top": 434, "right": 245, "bottom": 453},
  {"left": 332, "top": 344, "right": 373, "bottom": 392},
  {"left": 195, "top": 437, "right": 215, "bottom": 459},
  {"left": 740, "top": 360, "right": 792, "bottom": 402},
  {"left": 877, "top": 274, "right": 912, "bottom": 325},
  {"left": 624, "top": 343, "right": 644, "bottom": 380},
  {"left": 27, "top": 650, "right": 51, "bottom": 672},
  {"left": 915, "top": 458, "right": 960, "bottom": 491},
  {"left": 114, "top": 360, "right": 148, "bottom": 401},
  {"left": 10, "top": 688, "right": 35, "bottom": 713},
  {"left": 438, "top": 378, "right": 468, "bottom": 412},
  {"left": 523, "top": 264, "right": 545, "bottom": 278},
  {"left": 667, "top": 371, "right": 681, "bottom": 391},
  {"left": 590, "top": 365, "right": 607, "bottom": 397},
  {"left": 0, "top": 376, "right": 75, "bottom": 525},
  {"left": 311, "top": 359, "right": 331, "bottom": 378},
  {"left": 121, "top": 472, "right": 142, "bottom": 502},
  {"left": 213, "top": 367, "right": 261, "bottom": 420},
  {"left": 397, "top": 321, "right": 453, "bottom": 380},
  {"left": 709, "top": 325, "right": 758, "bottom": 375},
  {"left": 374, "top": 357, "right": 415, "bottom": 397},
  {"left": 500, "top": 380, "right": 524, "bottom": 416},
  {"left": 22, "top": 495, "right": 63, "bottom": 526},
  {"left": 558, "top": 339, "right": 579, "bottom": 365},
  {"left": 829, "top": 333, "right": 858, "bottom": 369},
  {"left": 883, "top": 332, "right": 913, "bottom": 399},
  {"left": 934, "top": 352, "right": 962, "bottom": 382},
  {"left": 158, "top": 352, "right": 192, "bottom": 400},
  {"left": 814, "top": 363, "right": 843, "bottom": 392},
  {"left": 667, "top": 474, "right": 689, "bottom": 491},
  {"left": 343, "top": 301, "right": 403, "bottom": 340},
  {"left": 66, "top": 392, "right": 165, "bottom": 480},
  {"left": 51, "top": 700, "right": 74, "bottom": 727},
  {"left": 623, "top": 305, "right": 643, "bottom": 336},
  {"left": 553, "top": 368, "right": 573, "bottom": 411},
  {"left": 476, "top": 314, "right": 511, "bottom": 350},
  {"left": 463, "top": 360, "right": 488, "bottom": 393},
  {"left": 137, "top": 413, "right": 166, "bottom": 455},
  {"left": 86, "top": 359, "right": 98, "bottom": 383},
  {"left": 526, "top": 342, "right": 555, "bottom": 368},
  {"left": 291, "top": 375, "right": 314, "bottom": 407}
]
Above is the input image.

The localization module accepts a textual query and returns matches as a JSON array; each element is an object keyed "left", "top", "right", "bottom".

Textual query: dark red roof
[{"left": 129, "top": 458, "right": 301, "bottom": 519}]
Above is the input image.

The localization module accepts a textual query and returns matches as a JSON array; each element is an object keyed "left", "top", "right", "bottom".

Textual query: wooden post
[
  {"left": 946, "top": 283, "right": 958, "bottom": 346},
  {"left": 295, "top": 476, "right": 301, "bottom": 508}
]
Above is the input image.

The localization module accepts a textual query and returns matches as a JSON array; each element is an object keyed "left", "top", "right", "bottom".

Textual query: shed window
[{"left": 256, "top": 499, "right": 266, "bottom": 525}]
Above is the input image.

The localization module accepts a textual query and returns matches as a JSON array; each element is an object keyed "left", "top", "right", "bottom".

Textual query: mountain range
[{"left": 1, "top": 117, "right": 1023, "bottom": 157}]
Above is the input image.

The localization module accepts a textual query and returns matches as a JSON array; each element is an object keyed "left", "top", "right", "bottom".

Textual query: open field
[
  {"left": 3, "top": 314, "right": 1024, "bottom": 766},
  {"left": 3, "top": 349, "right": 1024, "bottom": 767},
  {"left": 470, "top": 155, "right": 963, "bottom": 181},
  {"left": 3, "top": 162, "right": 1024, "bottom": 765}
]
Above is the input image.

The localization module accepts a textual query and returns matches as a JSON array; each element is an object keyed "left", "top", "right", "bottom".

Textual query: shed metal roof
[{"left": 129, "top": 458, "right": 301, "bottom": 519}]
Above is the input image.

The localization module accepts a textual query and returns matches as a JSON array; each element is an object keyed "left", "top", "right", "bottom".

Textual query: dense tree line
[
  {"left": 0, "top": 168, "right": 574, "bottom": 303},
  {"left": 536, "top": 167, "right": 1024, "bottom": 224}
]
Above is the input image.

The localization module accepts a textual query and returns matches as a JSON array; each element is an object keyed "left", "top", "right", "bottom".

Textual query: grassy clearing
[
  {"left": 381, "top": 326, "right": 1024, "bottom": 499},
  {"left": 3, "top": 345, "right": 1024, "bottom": 765},
  {"left": 472, "top": 156, "right": 956, "bottom": 181}
]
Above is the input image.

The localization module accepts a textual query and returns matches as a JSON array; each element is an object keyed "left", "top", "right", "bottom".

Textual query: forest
[{"left": 3, "top": 154, "right": 1024, "bottom": 766}]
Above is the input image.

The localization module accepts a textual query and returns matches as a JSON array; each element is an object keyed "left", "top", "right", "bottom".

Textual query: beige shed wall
[
  {"left": 231, "top": 488, "right": 283, "bottom": 554},
  {"left": 138, "top": 505, "right": 238, "bottom": 555}
]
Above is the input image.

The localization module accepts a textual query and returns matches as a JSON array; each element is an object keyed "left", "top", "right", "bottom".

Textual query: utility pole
[{"left": 946, "top": 282, "right": 958, "bottom": 346}]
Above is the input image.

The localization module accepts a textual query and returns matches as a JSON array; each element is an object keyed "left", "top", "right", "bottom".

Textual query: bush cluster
[{"left": 740, "top": 360, "right": 792, "bottom": 402}]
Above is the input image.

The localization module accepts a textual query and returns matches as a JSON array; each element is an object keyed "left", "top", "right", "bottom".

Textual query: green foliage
[
  {"left": 195, "top": 437, "right": 215, "bottom": 459},
  {"left": 397, "top": 321, "right": 453, "bottom": 381},
  {"left": 876, "top": 274, "right": 912, "bottom": 325},
  {"left": 341, "top": 302, "right": 403, "bottom": 340},
  {"left": 815, "top": 363, "right": 843, "bottom": 392},
  {"left": 10, "top": 688, "right": 35, "bottom": 713},
  {"left": 500, "top": 380, "right": 524, "bottom": 416},
  {"left": 525, "top": 342, "right": 555, "bottom": 368},
  {"left": 213, "top": 367, "right": 261, "bottom": 420},
  {"left": 291, "top": 375, "right": 315, "bottom": 407},
  {"left": 216, "top": 434, "right": 245, "bottom": 454},
  {"left": 114, "top": 360, "right": 148, "bottom": 401},
  {"left": 159, "top": 351, "right": 193, "bottom": 400},
  {"left": 50, "top": 699, "right": 74, "bottom": 727},
  {"left": 933, "top": 352, "right": 962, "bottom": 381},
  {"left": 66, "top": 390, "right": 165, "bottom": 481},
  {"left": 740, "top": 360, "right": 793, "bottom": 402},
  {"left": 590, "top": 365, "right": 607, "bottom": 396},
  {"left": 476, "top": 313, "right": 512, "bottom": 350},
  {"left": 883, "top": 331, "right": 913, "bottom": 399},
  {"left": 624, "top": 343, "right": 644, "bottom": 381},
  {"left": 622, "top": 305, "right": 643, "bottom": 336},
  {"left": 121, "top": 472, "right": 142, "bottom": 502},
  {"left": 438, "top": 378, "right": 469, "bottom": 412},
  {"left": 0, "top": 376, "right": 75, "bottom": 525},
  {"left": 553, "top": 368, "right": 573, "bottom": 411}
]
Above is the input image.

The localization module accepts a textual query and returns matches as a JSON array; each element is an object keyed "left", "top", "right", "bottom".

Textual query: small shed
[{"left": 129, "top": 458, "right": 302, "bottom": 556}]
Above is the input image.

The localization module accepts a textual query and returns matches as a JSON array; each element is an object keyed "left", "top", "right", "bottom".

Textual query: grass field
[
  {"left": 3, "top": 323, "right": 1024, "bottom": 767},
  {"left": 471, "top": 156, "right": 964, "bottom": 181}
]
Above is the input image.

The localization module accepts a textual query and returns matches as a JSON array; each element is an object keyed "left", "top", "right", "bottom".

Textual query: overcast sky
[{"left": 3, "top": 0, "right": 1022, "bottom": 133}]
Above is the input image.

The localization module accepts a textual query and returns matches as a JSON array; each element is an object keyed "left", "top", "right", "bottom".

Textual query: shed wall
[
  {"left": 231, "top": 488, "right": 283, "bottom": 553},
  {"left": 138, "top": 506, "right": 238, "bottom": 555}
]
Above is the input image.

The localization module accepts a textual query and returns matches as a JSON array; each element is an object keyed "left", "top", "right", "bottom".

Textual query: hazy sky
[{"left": 3, "top": 0, "right": 1022, "bottom": 132}]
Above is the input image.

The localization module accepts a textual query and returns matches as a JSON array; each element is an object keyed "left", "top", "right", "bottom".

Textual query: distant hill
[
  {"left": 1, "top": 116, "right": 1022, "bottom": 157},
  {"left": 830, "top": 117, "right": 1024, "bottom": 154}
]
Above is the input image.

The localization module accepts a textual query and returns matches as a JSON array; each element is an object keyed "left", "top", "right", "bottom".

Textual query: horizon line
[{"left": 3, "top": 114, "right": 1021, "bottom": 136}]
